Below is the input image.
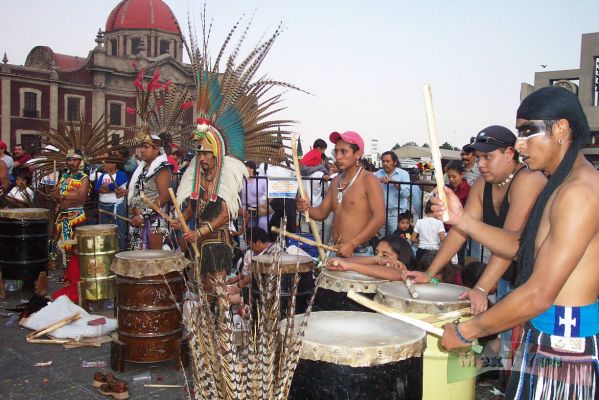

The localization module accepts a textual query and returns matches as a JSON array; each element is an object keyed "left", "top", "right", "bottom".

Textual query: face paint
[{"left": 516, "top": 122, "right": 549, "bottom": 141}]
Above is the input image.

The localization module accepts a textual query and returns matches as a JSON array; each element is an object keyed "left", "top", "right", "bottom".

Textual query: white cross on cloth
[{"left": 558, "top": 307, "right": 577, "bottom": 337}]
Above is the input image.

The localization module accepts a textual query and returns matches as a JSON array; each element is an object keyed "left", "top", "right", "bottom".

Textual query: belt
[{"left": 531, "top": 301, "right": 599, "bottom": 338}]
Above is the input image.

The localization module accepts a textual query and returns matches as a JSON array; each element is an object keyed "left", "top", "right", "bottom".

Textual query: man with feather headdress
[{"left": 126, "top": 68, "right": 193, "bottom": 250}]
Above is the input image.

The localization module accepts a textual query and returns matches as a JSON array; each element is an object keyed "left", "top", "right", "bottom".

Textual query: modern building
[
  {"left": 521, "top": 32, "right": 599, "bottom": 165},
  {"left": 0, "top": 0, "right": 193, "bottom": 155}
]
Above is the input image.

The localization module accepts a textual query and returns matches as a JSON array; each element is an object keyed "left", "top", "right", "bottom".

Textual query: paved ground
[{"left": 0, "top": 269, "right": 504, "bottom": 400}]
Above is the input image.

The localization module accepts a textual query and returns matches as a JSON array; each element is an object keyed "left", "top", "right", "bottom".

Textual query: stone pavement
[{"left": 0, "top": 269, "right": 503, "bottom": 400}]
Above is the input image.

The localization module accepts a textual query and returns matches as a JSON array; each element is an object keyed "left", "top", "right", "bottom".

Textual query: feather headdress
[
  {"left": 30, "top": 114, "right": 124, "bottom": 182},
  {"left": 177, "top": 9, "right": 305, "bottom": 204},
  {"left": 125, "top": 67, "right": 194, "bottom": 149}
]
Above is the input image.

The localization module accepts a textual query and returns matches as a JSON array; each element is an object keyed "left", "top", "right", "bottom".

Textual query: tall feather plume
[{"left": 30, "top": 113, "right": 125, "bottom": 184}]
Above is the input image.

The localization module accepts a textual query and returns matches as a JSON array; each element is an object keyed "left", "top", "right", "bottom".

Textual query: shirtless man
[
  {"left": 297, "top": 131, "right": 385, "bottom": 257},
  {"left": 435, "top": 87, "right": 599, "bottom": 398}
]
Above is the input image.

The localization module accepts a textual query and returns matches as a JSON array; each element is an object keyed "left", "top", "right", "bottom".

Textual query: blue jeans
[
  {"left": 379, "top": 209, "right": 399, "bottom": 238},
  {"left": 98, "top": 201, "right": 127, "bottom": 251},
  {"left": 497, "top": 278, "right": 514, "bottom": 358}
]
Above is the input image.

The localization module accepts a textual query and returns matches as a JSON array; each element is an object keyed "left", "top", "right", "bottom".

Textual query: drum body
[
  {"left": 286, "top": 311, "right": 426, "bottom": 400},
  {"left": 0, "top": 208, "right": 49, "bottom": 281},
  {"left": 76, "top": 224, "right": 118, "bottom": 301},
  {"left": 314, "top": 269, "right": 388, "bottom": 312},
  {"left": 250, "top": 254, "right": 314, "bottom": 316},
  {"left": 111, "top": 250, "right": 190, "bottom": 363},
  {"left": 375, "top": 282, "right": 476, "bottom": 400}
]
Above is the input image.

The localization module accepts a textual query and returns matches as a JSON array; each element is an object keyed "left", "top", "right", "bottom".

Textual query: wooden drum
[
  {"left": 286, "top": 311, "right": 426, "bottom": 400},
  {"left": 0, "top": 208, "right": 49, "bottom": 281},
  {"left": 111, "top": 250, "right": 190, "bottom": 364},
  {"left": 76, "top": 224, "right": 118, "bottom": 301},
  {"left": 314, "top": 269, "right": 388, "bottom": 312},
  {"left": 250, "top": 253, "right": 314, "bottom": 315},
  {"left": 375, "top": 282, "right": 475, "bottom": 400}
]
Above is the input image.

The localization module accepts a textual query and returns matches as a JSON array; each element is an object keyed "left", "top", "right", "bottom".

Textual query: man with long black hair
[{"left": 436, "top": 86, "right": 599, "bottom": 399}]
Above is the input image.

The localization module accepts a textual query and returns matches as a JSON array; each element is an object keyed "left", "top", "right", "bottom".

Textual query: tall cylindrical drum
[
  {"left": 111, "top": 250, "right": 190, "bottom": 363},
  {"left": 76, "top": 224, "right": 118, "bottom": 301},
  {"left": 375, "top": 282, "right": 476, "bottom": 400},
  {"left": 0, "top": 208, "right": 49, "bottom": 281},
  {"left": 286, "top": 311, "right": 426, "bottom": 400},
  {"left": 314, "top": 269, "right": 388, "bottom": 312}
]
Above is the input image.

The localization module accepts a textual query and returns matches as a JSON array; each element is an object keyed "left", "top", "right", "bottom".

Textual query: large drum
[
  {"left": 111, "top": 250, "right": 190, "bottom": 363},
  {"left": 375, "top": 282, "right": 476, "bottom": 400},
  {"left": 76, "top": 224, "right": 118, "bottom": 301},
  {"left": 314, "top": 269, "right": 388, "bottom": 312},
  {"left": 0, "top": 208, "right": 49, "bottom": 281},
  {"left": 250, "top": 253, "right": 314, "bottom": 316},
  {"left": 286, "top": 311, "right": 426, "bottom": 400}
]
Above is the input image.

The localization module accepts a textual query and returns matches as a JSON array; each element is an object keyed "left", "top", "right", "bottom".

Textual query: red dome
[{"left": 105, "top": 0, "right": 181, "bottom": 34}]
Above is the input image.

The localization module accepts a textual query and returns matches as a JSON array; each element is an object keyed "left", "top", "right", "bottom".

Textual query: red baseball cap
[{"left": 329, "top": 131, "right": 364, "bottom": 152}]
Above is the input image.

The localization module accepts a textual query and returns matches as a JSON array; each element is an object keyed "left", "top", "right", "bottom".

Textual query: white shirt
[
  {"left": 303, "top": 170, "right": 325, "bottom": 207},
  {"left": 414, "top": 217, "right": 445, "bottom": 250},
  {"left": 1, "top": 155, "right": 14, "bottom": 175},
  {"left": 8, "top": 186, "right": 34, "bottom": 204},
  {"left": 97, "top": 172, "right": 127, "bottom": 204}
]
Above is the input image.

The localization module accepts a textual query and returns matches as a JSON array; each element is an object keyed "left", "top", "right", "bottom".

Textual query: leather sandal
[
  {"left": 98, "top": 381, "right": 129, "bottom": 399},
  {"left": 92, "top": 371, "right": 126, "bottom": 388}
]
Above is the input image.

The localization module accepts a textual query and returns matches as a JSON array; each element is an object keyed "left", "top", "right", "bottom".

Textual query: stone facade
[
  {"left": 521, "top": 32, "right": 599, "bottom": 165},
  {"left": 0, "top": 0, "right": 194, "bottom": 155}
]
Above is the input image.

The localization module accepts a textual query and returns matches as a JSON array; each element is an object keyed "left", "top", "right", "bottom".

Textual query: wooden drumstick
[
  {"left": 271, "top": 227, "right": 337, "bottom": 253},
  {"left": 405, "top": 278, "right": 419, "bottom": 299},
  {"left": 53, "top": 161, "right": 58, "bottom": 188},
  {"left": 422, "top": 84, "right": 449, "bottom": 222},
  {"left": 98, "top": 208, "right": 133, "bottom": 224},
  {"left": 140, "top": 192, "right": 177, "bottom": 224},
  {"left": 168, "top": 188, "right": 200, "bottom": 258},
  {"left": 292, "top": 133, "right": 326, "bottom": 260},
  {"left": 347, "top": 290, "right": 443, "bottom": 336}
]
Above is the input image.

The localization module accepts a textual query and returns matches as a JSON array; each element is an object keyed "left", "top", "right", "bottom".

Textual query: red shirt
[
  {"left": 453, "top": 180, "right": 471, "bottom": 206},
  {"left": 167, "top": 155, "right": 179, "bottom": 173}
]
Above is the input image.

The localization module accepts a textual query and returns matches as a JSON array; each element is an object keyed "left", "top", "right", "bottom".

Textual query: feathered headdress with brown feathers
[
  {"left": 125, "top": 67, "right": 194, "bottom": 150},
  {"left": 30, "top": 114, "right": 124, "bottom": 182}
]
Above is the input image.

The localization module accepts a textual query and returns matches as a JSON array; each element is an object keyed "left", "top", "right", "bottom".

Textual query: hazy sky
[{"left": 2, "top": 0, "right": 597, "bottom": 154}]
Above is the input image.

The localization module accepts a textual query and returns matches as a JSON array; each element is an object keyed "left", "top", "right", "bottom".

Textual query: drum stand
[{"left": 110, "top": 337, "right": 189, "bottom": 372}]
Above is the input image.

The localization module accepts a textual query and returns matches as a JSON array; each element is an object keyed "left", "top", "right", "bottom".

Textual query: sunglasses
[
  {"left": 469, "top": 136, "right": 511, "bottom": 147},
  {"left": 516, "top": 123, "right": 549, "bottom": 141}
]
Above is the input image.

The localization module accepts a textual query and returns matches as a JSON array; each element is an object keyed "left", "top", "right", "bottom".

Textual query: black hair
[
  {"left": 349, "top": 143, "right": 360, "bottom": 153},
  {"left": 378, "top": 235, "right": 414, "bottom": 267},
  {"left": 246, "top": 227, "right": 270, "bottom": 244},
  {"left": 424, "top": 199, "right": 433, "bottom": 214},
  {"left": 398, "top": 211, "right": 413, "bottom": 222},
  {"left": 381, "top": 151, "right": 399, "bottom": 166},
  {"left": 445, "top": 160, "right": 465, "bottom": 174},
  {"left": 244, "top": 160, "right": 258, "bottom": 175},
  {"left": 313, "top": 139, "right": 327, "bottom": 149},
  {"left": 515, "top": 86, "right": 590, "bottom": 287},
  {"left": 461, "top": 262, "right": 487, "bottom": 288}
]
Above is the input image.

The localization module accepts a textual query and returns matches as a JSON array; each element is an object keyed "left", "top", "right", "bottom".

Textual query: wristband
[
  {"left": 426, "top": 271, "right": 439, "bottom": 285},
  {"left": 474, "top": 286, "right": 487, "bottom": 295},
  {"left": 453, "top": 320, "right": 473, "bottom": 344}
]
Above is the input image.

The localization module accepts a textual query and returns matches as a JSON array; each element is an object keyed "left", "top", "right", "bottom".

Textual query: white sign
[{"left": 268, "top": 179, "right": 298, "bottom": 199}]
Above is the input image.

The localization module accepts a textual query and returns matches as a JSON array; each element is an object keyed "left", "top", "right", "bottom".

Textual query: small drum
[
  {"left": 375, "top": 282, "right": 475, "bottom": 400},
  {"left": 76, "top": 224, "right": 118, "bottom": 301},
  {"left": 250, "top": 253, "right": 314, "bottom": 315},
  {"left": 286, "top": 311, "right": 426, "bottom": 400},
  {"left": 0, "top": 208, "right": 49, "bottom": 281},
  {"left": 111, "top": 250, "right": 190, "bottom": 363},
  {"left": 314, "top": 269, "right": 388, "bottom": 312}
]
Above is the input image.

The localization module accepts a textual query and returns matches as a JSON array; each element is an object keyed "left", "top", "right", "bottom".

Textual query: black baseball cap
[{"left": 463, "top": 125, "right": 516, "bottom": 153}]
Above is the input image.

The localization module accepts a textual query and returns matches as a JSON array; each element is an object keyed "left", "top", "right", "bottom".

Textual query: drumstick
[
  {"left": 53, "top": 161, "right": 58, "bottom": 188},
  {"left": 291, "top": 133, "right": 326, "bottom": 260},
  {"left": 405, "top": 278, "right": 419, "bottom": 299},
  {"left": 98, "top": 208, "right": 133, "bottom": 224},
  {"left": 422, "top": 84, "right": 449, "bottom": 222},
  {"left": 347, "top": 290, "right": 444, "bottom": 336},
  {"left": 271, "top": 227, "right": 338, "bottom": 252},
  {"left": 140, "top": 192, "right": 177, "bottom": 224},
  {"left": 167, "top": 188, "right": 200, "bottom": 258}
]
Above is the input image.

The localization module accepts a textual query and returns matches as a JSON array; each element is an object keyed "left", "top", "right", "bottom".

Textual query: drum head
[
  {"left": 250, "top": 253, "right": 313, "bottom": 274},
  {"left": 76, "top": 224, "right": 118, "bottom": 236},
  {"left": 111, "top": 250, "right": 191, "bottom": 278},
  {"left": 319, "top": 269, "right": 388, "bottom": 294},
  {"left": 282, "top": 311, "right": 426, "bottom": 367},
  {"left": 0, "top": 207, "right": 49, "bottom": 220},
  {"left": 375, "top": 282, "right": 470, "bottom": 314}
]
